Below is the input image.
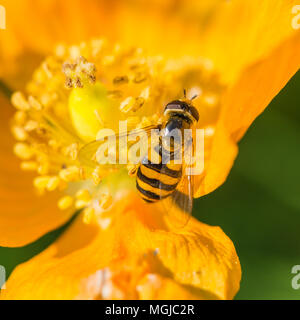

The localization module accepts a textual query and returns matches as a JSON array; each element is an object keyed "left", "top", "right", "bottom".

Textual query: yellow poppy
[{"left": 0, "top": 0, "right": 299, "bottom": 300}]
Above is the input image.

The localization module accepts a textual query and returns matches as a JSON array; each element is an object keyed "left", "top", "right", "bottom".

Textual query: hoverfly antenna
[
  {"left": 183, "top": 88, "right": 187, "bottom": 99},
  {"left": 190, "top": 94, "right": 198, "bottom": 101}
]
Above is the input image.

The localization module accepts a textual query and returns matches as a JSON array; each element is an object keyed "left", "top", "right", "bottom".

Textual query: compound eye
[{"left": 189, "top": 106, "right": 199, "bottom": 122}]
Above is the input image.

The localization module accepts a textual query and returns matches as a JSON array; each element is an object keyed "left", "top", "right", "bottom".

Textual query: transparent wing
[
  {"left": 159, "top": 135, "right": 194, "bottom": 229},
  {"left": 78, "top": 125, "right": 159, "bottom": 170}
]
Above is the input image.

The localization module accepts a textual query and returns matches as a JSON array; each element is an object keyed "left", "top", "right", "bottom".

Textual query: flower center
[{"left": 10, "top": 39, "right": 224, "bottom": 224}]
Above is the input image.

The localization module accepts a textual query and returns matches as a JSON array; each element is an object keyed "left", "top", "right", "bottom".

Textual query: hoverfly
[{"left": 79, "top": 93, "right": 199, "bottom": 226}]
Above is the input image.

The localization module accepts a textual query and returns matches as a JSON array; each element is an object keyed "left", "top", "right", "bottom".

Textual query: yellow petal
[
  {"left": 222, "top": 31, "right": 300, "bottom": 142},
  {"left": 195, "top": 123, "right": 238, "bottom": 197},
  {"left": 200, "top": 0, "right": 300, "bottom": 83},
  {"left": 0, "top": 94, "right": 73, "bottom": 247},
  {"left": 193, "top": 0, "right": 300, "bottom": 196},
  {"left": 195, "top": 30, "right": 300, "bottom": 197},
  {"left": 1, "top": 193, "right": 241, "bottom": 300}
]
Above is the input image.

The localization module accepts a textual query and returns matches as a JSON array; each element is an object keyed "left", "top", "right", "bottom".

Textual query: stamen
[
  {"left": 14, "top": 111, "right": 27, "bottom": 125},
  {"left": 94, "top": 110, "right": 104, "bottom": 127},
  {"left": 64, "top": 143, "right": 79, "bottom": 161},
  {"left": 98, "top": 194, "right": 113, "bottom": 210},
  {"left": 76, "top": 189, "right": 92, "bottom": 202},
  {"left": 20, "top": 161, "right": 38, "bottom": 171},
  {"left": 58, "top": 195, "right": 74, "bottom": 210},
  {"left": 37, "top": 162, "right": 50, "bottom": 175},
  {"left": 113, "top": 76, "right": 129, "bottom": 85},
  {"left": 120, "top": 96, "right": 145, "bottom": 113},
  {"left": 34, "top": 176, "right": 51, "bottom": 191},
  {"left": 12, "top": 126, "right": 28, "bottom": 141},
  {"left": 140, "top": 86, "right": 150, "bottom": 100},
  {"left": 11, "top": 92, "right": 30, "bottom": 111},
  {"left": 63, "top": 56, "right": 96, "bottom": 89},
  {"left": 120, "top": 97, "right": 136, "bottom": 113},
  {"left": 48, "top": 139, "right": 61, "bottom": 151},
  {"left": 28, "top": 95, "right": 43, "bottom": 111},
  {"left": 59, "top": 166, "right": 80, "bottom": 182},
  {"left": 79, "top": 167, "right": 86, "bottom": 180},
  {"left": 107, "top": 90, "right": 123, "bottom": 99},
  {"left": 42, "top": 61, "right": 53, "bottom": 78},
  {"left": 92, "top": 167, "right": 102, "bottom": 185},
  {"left": 133, "top": 72, "right": 147, "bottom": 84},
  {"left": 83, "top": 207, "right": 95, "bottom": 224},
  {"left": 24, "top": 120, "right": 39, "bottom": 132},
  {"left": 46, "top": 176, "right": 61, "bottom": 191},
  {"left": 13, "top": 143, "right": 34, "bottom": 160}
]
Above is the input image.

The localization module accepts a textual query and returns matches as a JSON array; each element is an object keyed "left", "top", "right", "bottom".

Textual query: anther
[
  {"left": 107, "top": 90, "right": 123, "bottom": 99},
  {"left": 120, "top": 96, "right": 145, "bottom": 113},
  {"left": 140, "top": 87, "right": 150, "bottom": 100},
  {"left": 133, "top": 72, "right": 147, "bottom": 83},
  {"left": 59, "top": 166, "right": 80, "bottom": 182},
  {"left": 20, "top": 161, "right": 38, "bottom": 171},
  {"left": 14, "top": 111, "right": 27, "bottom": 125},
  {"left": 34, "top": 176, "right": 50, "bottom": 191},
  {"left": 24, "top": 120, "right": 39, "bottom": 132},
  {"left": 83, "top": 207, "right": 95, "bottom": 224},
  {"left": 11, "top": 92, "right": 30, "bottom": 111},
  {"left": 42, "top": 61, "right": 53, "bottom": 78},
  {"left": 113, "top": 76, "right": 129, "bottom": 86},
  {"left": 13, "top": 143, "right": 34, "bottom": 160},
  {"left": 120, "top": 97, "right": 135, "bottom": 113},
  {"left": 12, "top": 126, "right": 28, "bottom": 141},
  {"left": 65, "top": 143, "right": 79, "bottom": 161},
  {"left": 92, "top": 167, "right": 102, "bottom": 185},
  {"left": 28, "top": 96, "right": 43, "bottom": 111},
  {"left": 99, "top": 194, "right": 113, "bottom": 210},
  {"left": 58, "top": 196, "right": 74, "bottom": 210},
  {"left": 37, "top": 162, "right": 50, "bottom": 175},
  {"left": 133, "top": 97, "right": 145, "bottom": 112},
  {"left": 79, "top": 167, "right": 86, "bottom": 180},
  {"left": 46, "top": 176, "right": 61, "bottom": 191},
  {"left": 76, "top": 189, "right": 92, "bottom": 202}
]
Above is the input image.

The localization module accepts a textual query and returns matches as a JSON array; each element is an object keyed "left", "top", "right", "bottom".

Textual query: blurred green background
[{"left": 0, "top": 71, "right": 300, "bottom": 299}]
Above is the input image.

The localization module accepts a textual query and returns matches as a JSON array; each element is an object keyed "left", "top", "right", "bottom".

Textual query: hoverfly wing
[
  {"left": 159, "top": 134, "right": 194, "bottom": 229},
  {"left": 78, "top": 125, "right": 159, "bottom": 170}
]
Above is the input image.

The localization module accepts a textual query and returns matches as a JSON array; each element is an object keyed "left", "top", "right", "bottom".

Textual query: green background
[{"left": 0, "top": 71, "right": 300, "bottom": 299}]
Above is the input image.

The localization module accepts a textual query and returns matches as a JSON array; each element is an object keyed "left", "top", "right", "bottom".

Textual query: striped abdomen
[{"left": 136, "top": 146, "right": 182, "bottom": 203}]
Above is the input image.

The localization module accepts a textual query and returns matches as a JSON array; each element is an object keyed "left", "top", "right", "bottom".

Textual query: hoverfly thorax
[{"left": 161, "top": 100, "right": 199, "bottom": 153}]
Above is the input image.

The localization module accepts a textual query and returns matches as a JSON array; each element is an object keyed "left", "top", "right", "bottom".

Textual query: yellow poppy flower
[{"left": 0, "top": 0, "right": 299, "bottom": 300}]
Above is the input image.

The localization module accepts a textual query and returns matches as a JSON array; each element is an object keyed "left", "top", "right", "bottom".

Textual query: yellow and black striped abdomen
[{"left": 136, "top": 160, "right": 182, "bottom": 203}]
